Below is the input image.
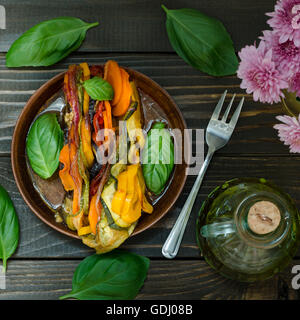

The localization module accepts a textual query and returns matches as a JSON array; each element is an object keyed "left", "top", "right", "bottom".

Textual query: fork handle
[{"left": 162, "top": 147, "right": 215, "bottom": 259}]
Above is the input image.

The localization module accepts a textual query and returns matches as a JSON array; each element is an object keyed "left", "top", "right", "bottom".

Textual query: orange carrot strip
[
  {"left": 59, "top": 129, "right": 82, "bottom": 215},
  {"left": 103, "top": 110, "right": 108, "bottom": 128},
  {"left": 104, "top": 60, "right": 123, "bottom": 106},
  {"left": 112, "top": 68, "right": 132, "bottom": 117},
  {"left": 104, "top": 101, "right": 112, "bottom": 129},
  {"left": 58, "top": 145, "right": 74, "bottom": 191},
  {"left": 88, "top": 194, "right": 100, "bottom": 235}
]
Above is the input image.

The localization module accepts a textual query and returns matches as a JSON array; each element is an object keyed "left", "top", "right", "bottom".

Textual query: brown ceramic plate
[{"left": 11, "top": 66, "right": 188, "bottom": 239}]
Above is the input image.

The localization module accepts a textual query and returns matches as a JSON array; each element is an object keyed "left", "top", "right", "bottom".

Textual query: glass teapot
[{"left": 196, "top": 178, "right": 300, "bottom": 282}]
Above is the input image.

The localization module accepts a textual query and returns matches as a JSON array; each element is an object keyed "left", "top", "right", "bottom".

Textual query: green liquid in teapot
[{"left": 196, "top": 178, "right": 300, "bottom": 282}]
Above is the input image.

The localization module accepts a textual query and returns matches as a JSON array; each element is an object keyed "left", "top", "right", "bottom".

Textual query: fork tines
[{"left": 212, "top": 90, "right": 244, "bottom": 127}]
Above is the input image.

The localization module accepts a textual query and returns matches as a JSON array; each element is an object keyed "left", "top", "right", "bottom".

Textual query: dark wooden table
[{"left": 0, "top": 0, "right": 298, "bottom": 300}]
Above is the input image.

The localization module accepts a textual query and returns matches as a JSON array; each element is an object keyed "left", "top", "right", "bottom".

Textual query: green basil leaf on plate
[
  {"left": 142, "top": 122, "right": 174, "bottom": 195},
  {"left": 26, "top": 113, "right": 64, "bottom": 179},
  {"left": 83, "top": 76, "right": 114, "bottom": 101},
  {"left": 6, "top": 17, "right": 98, "bottom": 67},
  {"left": 161, "top": 5, "right": 238, "bottom": 76},
  {"left": 60, "top": 250, "right": 150, "bottom": 300},
  {"left": 0, "top": 185, "right": 19, "bottom": 272}
]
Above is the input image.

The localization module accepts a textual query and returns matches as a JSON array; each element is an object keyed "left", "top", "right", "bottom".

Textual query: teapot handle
[{"left": 200, "top": 221, "right": 236, "bottom": 238}]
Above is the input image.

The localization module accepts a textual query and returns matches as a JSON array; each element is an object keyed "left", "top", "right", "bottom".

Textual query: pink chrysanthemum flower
[
  {"left": 237, "top": 41, "right": 288, "bottom": 104},
  {"left": 274, "top": 114, "right": 300, "bottom": 152},
  {"left": 261, "top": 30, "right": 300, "bottom": 77},
  {"left": 289, "top": 71, "right": 300, "bottom": 95},
  {"left": 267, "top": 0, "right": 300, "bottom": 47}
]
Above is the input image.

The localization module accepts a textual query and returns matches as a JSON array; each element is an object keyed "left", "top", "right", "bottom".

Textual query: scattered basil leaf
[
  {"left": 161, "top": 5, "right": 238, "bottom": 76},
  {"left": 26, "top": 113, "right": 64, "bottom": 179},
  {"left": 83, "top": 76, "right": 114, "bottom": 101},
  {"left": 6, "top": 17, "right": 98, "bottom": 67},
  {"left": 0, "top": 185, "right": 19, "bottom": 272},
  {"left": 142, "top": 122, "right": 174, "bottom": 195},
  {"left": 60, "top": 250, "right": 150, "bottom": 300}
]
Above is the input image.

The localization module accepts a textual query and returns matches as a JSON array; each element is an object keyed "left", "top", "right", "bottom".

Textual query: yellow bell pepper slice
[
  {"left": 121, "top": 192, "right": 141, "bottom": 224},
  {"left": 127, "top": 164, "right": 139, "bottom": 194},
  {"left": 78, "top": 225, "right": 92, "bottom": 236},
  {"left": 111, "top": 190, "right": 126, "bottom": 215},
  {"left": 142, "top": 196, "right": 153, "bottom": 214},
  {"left": 121, "top": 166, "right": 140, "bottom": 223},
  {"left": 127, "top": 164, "right": 139, "bottom": 174},
  {"left": 111, "top": 170, "right": 129, "bottom": 217},
  {"left": 111, "top": 163, "right": 153, "bottom": 224},
  {"left": 81, "top": 119, "right": 94, "bottom": 168},
  {"left": 117, "top": 171, "right": 128, "bottom": 191},
  {"left": 121, "top": 193, "right": 135, "bottom": 218}
]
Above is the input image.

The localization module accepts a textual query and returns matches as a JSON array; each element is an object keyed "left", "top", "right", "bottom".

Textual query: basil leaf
[
  {"left": 0, "top": 185, "right": 19, "bottom": 272},
  {"left": 161, "top": 5, "right": 238, "bottom": 76},
  {"left": 6, "top": 17, "right": 98, "bottom": 67},
  {"left": 26, "top": 113, "right": 64, "bottom": 179},
  {"left": 60, "top": 250, "right": 150, "bottom": 300},
  {"left": 142, "top": 122, "right": 174, "bottom": 195},
  {"left": 83, "top": 76, "right": 114, "bottom": 101}
]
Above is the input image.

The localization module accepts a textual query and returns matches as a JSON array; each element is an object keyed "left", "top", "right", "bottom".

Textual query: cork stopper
[{"left": 247, "top": 201, "right": 281, "bottom": 235}]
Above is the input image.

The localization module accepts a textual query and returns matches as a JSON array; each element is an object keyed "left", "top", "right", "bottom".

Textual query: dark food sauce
[{"left": 27, "top": 86, "right": 174, "bottom": 224}]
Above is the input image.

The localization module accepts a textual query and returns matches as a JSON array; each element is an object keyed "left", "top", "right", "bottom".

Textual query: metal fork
[{"left": 162, "top": 90, "right": 244, "bottom": 259}]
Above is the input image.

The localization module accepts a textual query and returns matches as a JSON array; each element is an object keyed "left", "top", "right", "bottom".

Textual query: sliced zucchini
[
  {"left": 118, "top": 119, "right": 128, "bottom": 164},
  {"left": 62, "top": 197, "right": 82, "bottom": 231},
  {"left": 110, "top": 162, "right": 126, "bottom": 178},
  {"left": 123, "top": 101, "right": 138, "bottom": 121},
  {"left": 106, "top": 175, "right": 118, "bottom": 188},
  {"left": 126, "top": 110, "right": 142, "bottom": 143},
  {"left": 125, "top": 82, "right": 145, "bottom": 163},
  {"left": 100, "top": 197, "right": 127, "bottom": 231},
  {"left": 128, "top": 144, "right": 139, "bottom": 164}
]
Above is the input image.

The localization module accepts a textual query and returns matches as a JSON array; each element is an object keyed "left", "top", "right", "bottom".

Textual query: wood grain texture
[
  {"left": 0, "top": 259, "right": 298, "bottom": 300},
  {"left": 0, "top": 53, "right": 287, "bottom": 156},
  {"left": 0, "top": 0, "right": 274, "bottom": 53},
  {"left": 1, "top": 154, "right": 300, "bottom": 259},
  {"left": 0, "top": 0, "right": 298, "bottom": 300}
]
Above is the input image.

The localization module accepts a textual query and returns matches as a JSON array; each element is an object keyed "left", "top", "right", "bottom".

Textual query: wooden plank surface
[
  {"left": 2, "top": 153, "right": 300, "bottom": 259},
  {"left": 0, "top": 259, "right": 298, "bottom": 300},
  {"left": 0, "top": 52, "right": 297, "bottom": 299},
  {"left": 0, "top": 53, "right": 287, "bottom": 156},
  {"left": 0, "top": 0, "right": 274, "bottom": 53},
  {"left": 1, "top": 0, "right": 299, "bottom": 300}
]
